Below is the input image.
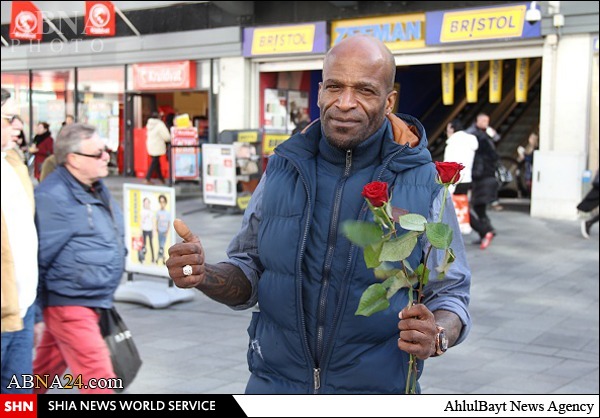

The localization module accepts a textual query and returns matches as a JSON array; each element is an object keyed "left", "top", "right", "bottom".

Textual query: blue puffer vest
[{"left": 246, "top": 114, "right": 442, "bottom": 394}]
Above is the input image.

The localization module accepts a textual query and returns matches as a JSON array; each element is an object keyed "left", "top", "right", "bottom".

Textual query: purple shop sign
[{"left": 243, "top": 21, "right": 327, "bottom": 57}]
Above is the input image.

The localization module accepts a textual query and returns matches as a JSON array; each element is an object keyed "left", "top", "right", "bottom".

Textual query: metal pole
[{"left": 208, "top": 58, "right": 218, "bottom": 144}]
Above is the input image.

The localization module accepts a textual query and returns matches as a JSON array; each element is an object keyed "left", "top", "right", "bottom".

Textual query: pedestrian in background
[
  {"left": 444, "top": 118, "right": 478, "bottom": 194},
  {"left": 468, "top": 113, "right": 500, "bottom": 249},
  {"left": 33, "top": 123, "right": 126, "bottom": 394},
  {"left": 11, "top": 115, "right": 28, "bottom": 163},
  {"left": 38, "top": 115, "right": 75, "bottom": 182},
  {"left": 1, "top": 88, "right": 39, "bottom": 394},
  {"left": 144, "top": 111, "right": 170, "bottom": 185},
  {"left": 165, "top": 35, "right": 471, "bottom": 394},
  {"left": 577, "top": 170, "right": 599, "bottom": 239},
  {"left": 29, "top": 122, "right": 54, "bottom": 182},
  {"left": 516, "top": 131, "right": 539, "bottom": 197}
]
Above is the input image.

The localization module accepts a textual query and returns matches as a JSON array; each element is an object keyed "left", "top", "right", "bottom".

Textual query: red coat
[{"left": 33, "top": 134, "right": 53, "bottom": 181}]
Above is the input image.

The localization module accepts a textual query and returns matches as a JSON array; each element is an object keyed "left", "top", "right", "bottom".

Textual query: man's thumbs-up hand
[
  {"left": 174, "top": 218, "right": 199, "bottom": 243},
  {"left": 166, "top": 218, "right": 205, "bottom": 288}
]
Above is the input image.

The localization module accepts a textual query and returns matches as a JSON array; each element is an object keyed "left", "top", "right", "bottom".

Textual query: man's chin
[{"left": 325, "top": 133, "right": 363, "bottom": 151}]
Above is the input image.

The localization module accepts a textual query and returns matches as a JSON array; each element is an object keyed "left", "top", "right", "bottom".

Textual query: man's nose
[{"left": 336, "top": 88, "right": 357, "bottom": 110}]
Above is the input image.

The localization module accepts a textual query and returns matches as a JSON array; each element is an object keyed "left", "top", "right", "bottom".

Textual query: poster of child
[{"left": 124, "top": 184, "right": 176, "bottom": 277}]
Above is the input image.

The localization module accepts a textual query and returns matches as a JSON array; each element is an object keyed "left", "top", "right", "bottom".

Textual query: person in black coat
[
  {"left": 578, "top": 170, "right": 599, "bottom": 238},
  {"left": 468, "top": 113, "right": 500, "bottom": 249}
]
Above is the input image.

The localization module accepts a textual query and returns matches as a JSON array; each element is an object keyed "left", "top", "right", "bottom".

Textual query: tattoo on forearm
[{"left": 197, "top": 262, "right": 252, "bottom": 306}]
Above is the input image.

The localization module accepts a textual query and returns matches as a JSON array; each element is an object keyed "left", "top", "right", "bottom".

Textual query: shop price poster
[
  {"left": 171, "top": 127, "right": 200, "bottom": 180},
  {"left": 202, "top": 143, "right": 236, "bottom": 206}
]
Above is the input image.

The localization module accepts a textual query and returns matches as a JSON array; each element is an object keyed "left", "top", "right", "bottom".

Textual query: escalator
[{"left": 421, "top": 58, "right": 542, "bottom": 197}]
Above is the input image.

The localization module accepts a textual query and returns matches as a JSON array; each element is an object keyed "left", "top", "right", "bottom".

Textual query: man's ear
[{"left": 386, "top": 90, "right": 397, "bottom": 115}]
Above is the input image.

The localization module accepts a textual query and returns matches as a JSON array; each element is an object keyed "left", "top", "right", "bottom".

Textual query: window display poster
[
  {"left": 264, "top": 88, "right": 288, "bottom": 132},
  {"left": 287, "top": 90, "right": 309, "bottom": 133},
  {"left": 123, "top": 184, "right": 176, "bottom": 277},
  {"left": 202, "top": 143, "right": 237, "bottom": 206},
  {"left": 171, "top": 127, "right": 200, "bottom": 180}
]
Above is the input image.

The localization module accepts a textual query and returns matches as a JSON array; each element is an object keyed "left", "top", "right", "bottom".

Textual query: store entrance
[{"left": 123, "top": 90, "right": 209, "bottom": 179}]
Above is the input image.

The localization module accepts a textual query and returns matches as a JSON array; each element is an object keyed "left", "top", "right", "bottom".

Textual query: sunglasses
[
  {"left": 1, "top": 113, "right": 15, "bottom": 124},
  {"left": 73, "top": 147, "right": 110, "bottom": 160}
]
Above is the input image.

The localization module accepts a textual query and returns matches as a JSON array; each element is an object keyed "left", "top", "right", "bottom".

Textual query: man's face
[
  {"left": 1, "top": 115, "right": 11, "bottom": 150},
  {"left": 70, "top": 134, "right": 109, "bottom": 182},
  {"left": 476, "top": 115, "right": 490, "bottom": 130},
  {"left": 1, "top": 97, "right": 19, "bottom": 150},
  {"left": 318, "top": 49, "right": 395, "bottom": 150}
]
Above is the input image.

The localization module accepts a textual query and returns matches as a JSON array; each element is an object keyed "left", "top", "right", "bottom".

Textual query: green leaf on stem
[
  {"left": 373, "top": 262, "right": 400, "bottom": 279},
  {"left": 414, "top": 263, "right": 430, "bottom": 286},
  {"left": 342, "top": 221, "right": 384, "bottom": 247},
  {"left": 385, "top": 271, "right": 415, "bottom": 300},
  {"left": 436, "top": 248, "right": 456, "bottom": 279},
  {"left": 398, "top": 213, "right": 427, "bottom": 232},
  {"left": 379, "top": 231, "right": 419, "bottom": 262},
  {"left": 425, "top": 222, "right": 453, "bottom": 249},
  {"left": 355, "top": 283, "right": 390, "bottom": 317},
  {"left": 364, "top": 242, "right": 383, "bottom": 269}
]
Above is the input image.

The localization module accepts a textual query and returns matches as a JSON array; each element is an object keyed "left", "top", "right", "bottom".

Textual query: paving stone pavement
[{"left": 105, "top": 177, "right": 599, "bottom": 395}]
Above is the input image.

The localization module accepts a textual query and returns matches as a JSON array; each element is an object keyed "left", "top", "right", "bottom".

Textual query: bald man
[{"left": 166, "top": 35, "right": 471, "bottom": 394}]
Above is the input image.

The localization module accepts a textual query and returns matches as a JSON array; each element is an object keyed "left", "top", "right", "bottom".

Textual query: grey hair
[
  {"left": 55, "top": 123, "right": 97, "bottom": 165},
  {"left": 1, "top": 88, "right": 10, "bottom": 107}
]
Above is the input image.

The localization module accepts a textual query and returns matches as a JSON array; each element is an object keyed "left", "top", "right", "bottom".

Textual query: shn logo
[
  {"left": 2, "top": 395, "right": 37, "bottom": 417},
  {"left": 4, "top": 400, "right": 33, "bottom": 412},
  {"left": 89, "top": 3, "right": 110, "bottom": 28}
]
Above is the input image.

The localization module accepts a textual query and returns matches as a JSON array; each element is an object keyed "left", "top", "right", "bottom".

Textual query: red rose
[
  {"left": 362, "top": 181, "right": 389, "bottom": 207},
  {"left": 435, "top": 161, "right": 465, "bottom": 184}
]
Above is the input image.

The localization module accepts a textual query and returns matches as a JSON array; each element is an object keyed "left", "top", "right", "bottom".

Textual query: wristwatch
[{"left": 434, "top": 325, "right": 448, "bottom": 356}]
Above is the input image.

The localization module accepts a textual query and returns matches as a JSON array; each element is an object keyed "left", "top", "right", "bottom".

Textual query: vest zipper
[
  {"left": 314, "top": 149, "right": 353, "bottom": 393},
  {"left": 316, "top": 146, "right": 407, "bottom": 380}
]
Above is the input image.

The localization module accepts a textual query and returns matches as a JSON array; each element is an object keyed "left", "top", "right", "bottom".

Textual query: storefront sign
[
  {"left": 441, "top": 62, "right": 454, "bottom": 106},
  {"left": 466, "top": 61, "right": 478, "bottom": 103},
  {"left": 237, "top": 195, "right": 252, "bottom": 211},
  {"left": 243, "top": 22, "right": 327, "bottom": 57},
  {"left": 10, "top": 1, "right": 42, "bottom": 41},
  {"left": 426, "top": 5, "right": 541, "bottom": 45},
  {"left": 132, "top": 61, "right": 196, "bottom": 91},
  {"left": 237, "top": 131, "right": 260, "bottom": 143},
  {"left": 489, "top": 59, "right": 503, "bottom": 103},
  {"left": 263, "top": 133, "right": 290, "bottom": 155},
  {"left": 515, "top": 58, "right": 529, "bottom": 103},
  {"left": 85, "top": 1, "right": 116, "bottom": 36},
  {"left": 331, "top": 14, "right": 425, "bottom": 50}
]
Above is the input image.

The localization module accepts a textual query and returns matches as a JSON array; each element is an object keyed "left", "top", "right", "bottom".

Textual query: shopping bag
[
  {"left": 99, "top": 307, "right": 142, "bottom": 392},
  {"left": 495, "top": 162, "right": 513, "bottom": 188},
  {"left": 451, "top": 194, "right": 472, "bottom": 235}
]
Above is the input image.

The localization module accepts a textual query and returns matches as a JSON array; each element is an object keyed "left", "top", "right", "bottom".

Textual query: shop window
[
  {"left": 30, "top": 69, "right": 75, "bottom": 140},
  {"left": 78, "top": 66, "right": 125, "bottom": 152}
]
